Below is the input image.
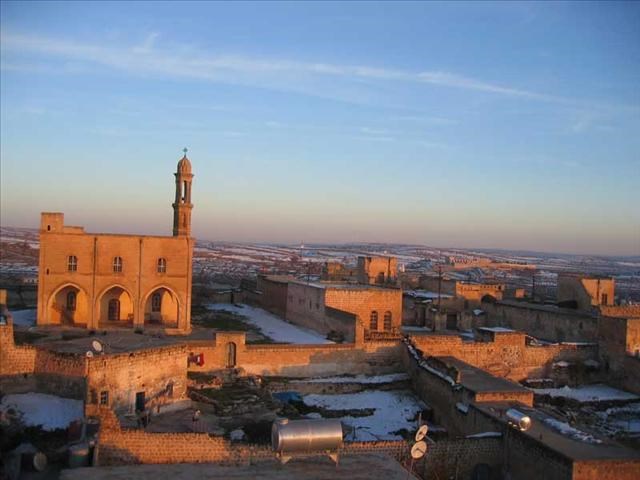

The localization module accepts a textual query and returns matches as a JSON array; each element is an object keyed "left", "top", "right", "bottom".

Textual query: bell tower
[{"left": 173, "top": 148, "right": 194, "bottom": 237}]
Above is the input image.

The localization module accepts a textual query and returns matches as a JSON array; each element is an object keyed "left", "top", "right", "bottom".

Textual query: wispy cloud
[{"left": 1, "top": 31, "right": 576, "bottom": 105}]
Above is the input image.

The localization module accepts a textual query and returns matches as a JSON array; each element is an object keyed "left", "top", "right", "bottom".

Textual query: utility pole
[
  {"left": 531, "top": 269, "right": 536, "bottom": 302},
  {"left": 437, "top": 265, "right": 443, "bottom": 311}
]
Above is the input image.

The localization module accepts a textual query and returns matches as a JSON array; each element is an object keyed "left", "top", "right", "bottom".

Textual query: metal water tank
[
  {"left": 505, "top": 409, "right": 532, "bottom": 431},
  {"left": 271, "top": 418, "right": 343, "bottom": 454}
]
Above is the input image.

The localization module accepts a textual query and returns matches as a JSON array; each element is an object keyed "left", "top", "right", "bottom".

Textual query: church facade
[{"left": 36, "top": 154, "right": 194, "bottom": 334}]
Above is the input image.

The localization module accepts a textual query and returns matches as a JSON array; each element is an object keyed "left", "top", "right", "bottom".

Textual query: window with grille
[
  {"left": 67, "top": 255, "right": 77, "bottom": 272},
  {"left": 157, "top": 257, "right": 167, "bottom": 273},
  {"left": 383, "top": 311, "right": 392, "bottom": 331},
  {"left": 113, "top": 256, "right": 123, "bottom": 273},
  {"left": 370, "top": 311, "right": 378, "bottom": 331}
]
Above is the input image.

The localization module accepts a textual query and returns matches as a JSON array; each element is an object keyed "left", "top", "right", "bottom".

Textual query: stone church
[{"left": 36, "top": 153, "right": 194, "bottom": 334}]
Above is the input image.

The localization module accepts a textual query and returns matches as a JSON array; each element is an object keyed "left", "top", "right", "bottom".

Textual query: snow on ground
[
  {"left": 302, "top": 390, "right": 426, "bottom": 441},
  {"left": 478, "top": 326, "right": 515, "bottom": 333},
  {"left": 596, "top": 403, "right": 640, "bottom": 435},
  {"left": 532, "top": 384, "right": 639, "bottom": 403},
  {"left": 9, "top": 309, "right": 36, "bottom": 326},
  {"left": 292, "top": 373, "right": 409, "bottom": 384},
  {"left": 207, "top": 303, "right": 332, "bottom": 344},
  {"left": 543, "top": 417, "right": 602, "bottom": 444},
  {"left": 0, "top": 393, "right": 83, "bottom": 431}
]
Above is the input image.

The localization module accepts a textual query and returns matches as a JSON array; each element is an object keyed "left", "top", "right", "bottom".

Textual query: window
[
  {"left": 66, "top": 291, "right": 77, "bottom": 311},
  {"left": 383, "top": 311, "right": 392, "bottom": 331},
  {"left": 370, "top": 311, "right": 378, "bottom": 331},
  {"left": 152, "top": 293, "right": 162, "bottom": 312},
  {"left": 601, "top": 293, "right": 608, "bottom": 305},
  {"left": 67, "top": 255, "right": 77, "bottom": 272},
  {"left": 99, "top": 391, "right": 109, "bottom": 406},
  {"left": 90, "top": 389, "right": 98, "bottom": 405},
  {"left": 112, "top": 256, "right": 123, "bottom": 273},
  {"left": 157, "top": 257, "right": 167, "bottom": 273}
]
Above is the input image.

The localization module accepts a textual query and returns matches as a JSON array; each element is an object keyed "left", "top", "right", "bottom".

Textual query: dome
[{"left": 177, "top": 154, "right": 192, "bottom": 173}]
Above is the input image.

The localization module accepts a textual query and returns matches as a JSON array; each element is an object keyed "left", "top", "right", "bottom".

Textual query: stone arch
[
  {"left": 46, "top": 282, "right": 90, "bottom": 326},
  {"left": 142, "top": 285, "right": 181, "bottom": 327},
  {"left": 97, "top": 284, "right": 135, "bottom": 325}
]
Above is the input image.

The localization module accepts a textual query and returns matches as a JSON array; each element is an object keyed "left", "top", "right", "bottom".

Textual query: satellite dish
[
  {"left": 411, "top": 440, "right": 428, "bottom": 459},
  {"left": 85, "top": 351, "right": 94, "bottom": 358},
  {"left": 92, "top": 340, "right": 103, "bottom": 353},
  {"left": 415, "top": 424, "right": 429, "bottom": 442}
]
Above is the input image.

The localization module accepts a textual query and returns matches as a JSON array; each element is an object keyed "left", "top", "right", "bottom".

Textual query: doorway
[{"left": 135, "top": 391, "right": 146, "bottom": 412}]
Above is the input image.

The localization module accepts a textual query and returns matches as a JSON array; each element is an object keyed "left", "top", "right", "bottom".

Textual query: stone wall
[
  {"left": 0, "top": 321, "right": 37, "bottom": 375},
  {"left": 86, "top": 344, "right": 189, "bottom": 414},
  {"left": 92, "top": 405, "right": 410, "bottom": 466},
  {"left": 186, "top": 334, "right": 402, "bottom": 377},
  {"left": 557, "top": 274, "right": 615, "bottom": 311},
  {"left": 256, "top": 276, "right": 289, "bottom": 318},
  {"left": 409, "top": 332, "right": 597, "bottom": 381},
  {"left": 482, "top": 300, "right": 598, "bottom": 342},
  {"left": 285, "top": 282, "right": 402, "bottom": 342}
]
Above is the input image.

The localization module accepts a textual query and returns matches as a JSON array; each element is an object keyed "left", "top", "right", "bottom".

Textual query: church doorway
[
  {"left": 98, "top": 286, "right": 134, "bottom": 325},
  {"left": 144, "top": 287, "right": 179, "bottom": 327},
  {"left": 47, "top": 284, "right": 89, "bottom": 326}
]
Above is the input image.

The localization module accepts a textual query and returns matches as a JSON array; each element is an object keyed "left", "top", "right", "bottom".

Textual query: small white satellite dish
[
  {"left": 411, "top": 440, "right": 428, "bottom": 459},
  {"left": 91, "top": 340, "right": 103, "bottom": 352},
  {"left": 415, "top": 424, "right": 429, "bottom": 442},
  {"left": 85, "top": 351, "right": 94, "bottom": 358}
]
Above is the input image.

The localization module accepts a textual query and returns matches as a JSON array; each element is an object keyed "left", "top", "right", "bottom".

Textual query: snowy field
[
  {"left": 8, "top": 309, "right": 36, "bottom": 327},
  {"left": 0, "top": 393, "right": 83, "bottom": 431},
  {"left": 532, "top": 384, "right": 639, "bottom": 403},
  {"left": 207, "top": 303, "right": 332, "bottom": 344},
  {"left": 302, "top": 390, "right": 426, "bottom": 441}
]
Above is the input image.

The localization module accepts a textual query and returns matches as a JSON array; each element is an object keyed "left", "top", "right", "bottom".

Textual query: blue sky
[{"left": 1, "top": 1, "right": 639, "bottom": 255}]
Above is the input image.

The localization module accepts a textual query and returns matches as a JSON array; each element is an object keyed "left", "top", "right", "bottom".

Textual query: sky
[{"left": 1, "top": 1, "right": 639, "bottom": 256}]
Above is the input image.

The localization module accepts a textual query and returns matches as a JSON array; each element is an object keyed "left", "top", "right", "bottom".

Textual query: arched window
[
  {"left": 113, "top": 256, "right": 123, "bottom": 273},
  {"left": 157, "top": 258, "right": 167, "bottom": 273},
  {"left": 66, "top": 291, "right": 77, "bottom": 311},
  {"left": 370, "top": 311, "right": 378, "bottom": 331},
  {"left": 152, "top": 293, "right": 162, "bottom": 312},
  {"left": 383, "top": 311, "right": 392, "bottom": 331},
  {"left": 67, "top": 255, "right": 77, "bottom": 272}
]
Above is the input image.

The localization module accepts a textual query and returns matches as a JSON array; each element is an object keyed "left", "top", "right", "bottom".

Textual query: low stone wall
[
  {"left": 186, "top": 335, "right": 402, "bottom": 377},
  {"left": 92, "top": 405, "right": 410, "bottom": 467}
]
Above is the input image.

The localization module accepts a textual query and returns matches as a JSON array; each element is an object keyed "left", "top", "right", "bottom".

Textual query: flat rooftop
[
  {"left": 437, "top": 356, "right": 530, "bottom": 395},
  {"left": 288, "top": 280, "right": 398, "bottom": 291},
  {"left": 60, "top": 454, "right": 417, "bottom": 480},
  {"left": 473, "top": 402, "right": 640, "bottom": 462},
  {"left": 496, "top": 299, "right": 597, "bottom": 318},
  {"left": 36, "top": 333, "right": 180, "bottom": 355}
]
